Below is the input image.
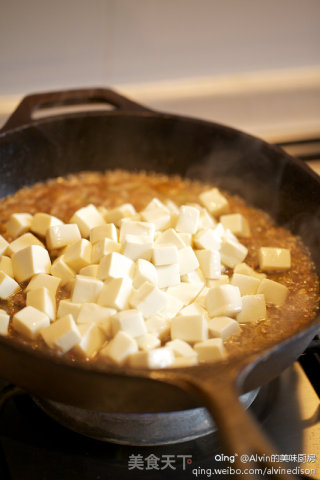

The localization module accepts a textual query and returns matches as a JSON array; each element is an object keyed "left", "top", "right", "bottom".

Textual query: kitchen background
[{"left": 0, "top": 0, "right": 320, "bottom": 144}]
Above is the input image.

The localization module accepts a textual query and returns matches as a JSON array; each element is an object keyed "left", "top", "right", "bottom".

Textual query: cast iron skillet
[{"left": 1, "top": 88, "right": 320, "bottom": 479}]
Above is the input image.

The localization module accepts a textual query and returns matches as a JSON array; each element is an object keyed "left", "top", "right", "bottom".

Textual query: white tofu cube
[
  {"left": 99, "top": 331, "right": 138, "bottom": 365},
  {"left": 128, "top": 347, "right": 174, "bottom": 369},
  {"left": 196, "top": 249, "right": 221, "bottom": 279},
  {"left": 156, "top": 264, "right": 180, "bottom": 288},
  {"left": 136, "top": 333, "right": 161, "bottom": 351},
  {"left": 208, "top": 316, "right": 241, "bottom": 339},
  {"left": 57, "top": 299, "right": 82, "bottom": 321},
  {"left": 234, "top": 263, "right": 266, "bottom": 280},
  {"left": 72, "top": 275, "right": 104, "bottom": 303},
  {"left": 90, "top": 223, "right": 118, "bottom": 244},
  {"left": 166, "top": 282, "right": 203, "bottom": 305},
  {"left": 175, "top": 205, "right": 200, "bottom": 234},
  {"left": 133, "top": 259, "right": 158, "bottom": 288},
  {"left": 12, "top": 245, "right": 51, "bottom": 282},
  {"left": 194, "top": 338, "right": 226, "bottom": 362},
  {"left": 77, "top": 302, "right": 116, "bottom": 326},
  {"left": 166, "top": 339, "right": 197, "bottom": 358},
  {"left": 46, "top": 224, "right": 81, "bottom": 251},
  {"left": 112, "top": 309, "right": 147, "bottom": 338},
  {"left": 51, "top": 255, "right": 76, "bottom": 285},
  {"left": 160, "top": 293, "right": 184, "bottom": 319},
  {"left": 97, "top": 277, "right": 132, "bottom": 310},
  {"left": 181, "top": 268, "right": 205, "bottom": 285},
  {"left": 193, "top": 228, "right": 222, "bottom": 251},
  {"left": 13, "top": 306, "right": 50, "bottom": 340},
  {"left": 0, "top": 235, "right": 9, "bottom": 256},
  {"left": 170, "top": 356, "right": 198, "bottom": 367},
  {"left": 119, "top": 220, "right": 155, "bottom": 243},
  {"left": 155, "top": 228, "right": 186, "bottom": 249},
  {"left": 231, "top": 273, "right": 261, "bottom": 295},
  {"left": 257, "top": 278, "right": 289, "bottom": 306},
  {"left": 8, "top": 233, "right": 44, "bottom": 255},
  {"left": 140, "top": 198, "right": 171, "bottom": 230},
  {"left": 91, "top": 238, "right": 121, "bottom": 264},
  {"left": 171, "top": 314, "right": 208, "bottom": 343},
  {"left": 0, "top": 309, "right": 10, "bottom": 335},
  {"left": 236, "top": 294, "right": 267, "bottom": 323},
  {"left": 79, "top": 264, "right": 99, "bottom": 277},
  {"left": 178, "top": 247, "right": 199, "bottom": 275},
  {"left": 70, "top": 204, "right": 106, "bottom": 238},
  {"left": 177, "top": 232, "right": 192, "bottom": 247},
  {"left": 64, "top": 239, "right": 92, "bottom": 272},
  {"left": 180, "top": 302, "right": 205, "bottom": 317},
  {"left": 129, "top": 282, "right": 168, "bottom": 318},
  {"left": 145, "top": 315, "right": 170, "bottom": 339},
  {"left": 98, "top": 252, "right": 134, "bottom": 280},
  {"left": 41, "top": 314, "right": 81, "bottom": 352},
  {"left": 206, "top": 284, "right": 242, "bottom": 317},
  {"left": 73, "top": 323, "right": 106, "bottom": 359},
  {"left": 105, "top": 203, "right": 137, "bottom": 227},
  {"left": 6, "top": 213, "right": 33, "bottom": 238},
  {"left": 164, "top": 199, "right": 180, "bottom": 214},
  {"left": 198, "top": 207, "right": 216, "bottom": 229},
  {"left": 31, "top": 213, "right": 63, "bottom": 237},
  {"left": 220, "top": 213, "right": 250, "bottom": 238},
  {"left": 123, "top": 235, "right": 153, "bottom": 261},
  {"left": 206, "top": 275, "right": 229, "bottom": 288},
  {"left": 26, "top": 287, "right": 56, "bottom": 321},
  {"left": 0, "top": 256, "right": 13, "bottom": 277},
  {"left": 195, "top": 286, "right": 209, "bottom": 308},
  {"left": 199, "top": 188, "right": 229, "bottom": 216},
  {"left": 259, "top": 247, "right": 291, "bottom": 272},
  {"left": 26, "top": 273, "right": 61, "bottom": 296},
  {"left": 152, "top": 244, "right": 178, "bottom": 266},
  {"left": 220, "top": 237, "right": 248, "bottom": 268}
]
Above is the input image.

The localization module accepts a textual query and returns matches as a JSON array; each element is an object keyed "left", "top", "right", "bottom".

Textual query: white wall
[{"left": 0, "top": 0, "right": 320, "bottom": 95}]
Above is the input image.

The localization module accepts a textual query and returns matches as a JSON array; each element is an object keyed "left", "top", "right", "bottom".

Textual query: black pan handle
[{"left": 1, "top": 87, "right": 152, "bottom": 132}]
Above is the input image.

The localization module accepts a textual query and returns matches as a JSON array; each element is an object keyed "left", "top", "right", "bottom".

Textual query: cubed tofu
[
  {"left": 231, "top": 273, "right": 261, "bottom": 295},
  {"left": 0, "top": 309, "right": 10, "bottom": 335},
  {"left": 156, "top": 264, "right": 180, "bottom": 288},
  {"left": 6, "top": 213, "right": 33, "bottom": 238},
  {"left": 198, "top": 207, "right": 216, "bottom": 230},
  {"left": 160, "top": 293, "right": 184, "bottom": 319},
  {"left": 26, "top": 287, "right": 56, "bottom": 321},
  {"left": 123, "top": 235, "right": 153, "bottom": 261},
  {"left": 99, "top": 331, "right": 138, "bottom": 365},
  {"left": 145, "top": 315, "right": 170, "bottom": 340},
  {"left": 97, "top": 277, "right": 132, "bottom": 310},
  {"left": 105, "top": 203, "right": 137, "bottom": 226},
  {"left": 236, "top": 294, "right": 267, "bottom": 323},
  {"left": 194, "top": 338, "right": 226, "bottom": 362},
  {"left": 177, "top": 247, "right": 199, "bottom": 275},
  {"left": 12, "top": 245, "right": 51, "bottom": 282},
  {"left": 166, "top": 282, "right": 203, "bottom": 305},
  {"left": 233, "top": 263, "right": 266, "bottom": 280},
  {"left": 181, "top": 268, "right": 205, "bottom": 285},
  {"left": 206, "top": 284, "right": 242, "bottom": 317},
  {"left": 73, "top": 323, "right": 106, "bottom": 359},
  {"left": 119, "top": 220, "right": 155, "bottom": 243},
  {"left": 31, "top": 213, "right": 63, "bottom": 237},
  {"left": 112, "top": 309, "right": 147, "bottom": 338},
  {"left": 129, "top": 282, "right": 168, "bottom": 318},
  {"left": 79, "top": 264, "right": 99, "bottom": 277},
  {"left": 136, "top": 333, "right": 161, "bottom": 351},
  {"left": 8, "top": 233, "right": 44, "bottom": 256},
  {"left": 57, "top": 299, "right": 82, "bottom": 321},
  {"left": 46, "top": 224, "right": 81, "bottom": 250},
  {"left": 220, "top": 237, "right": 248, "bottom": 268},
  {"left": 64, "top": 239, "right": 92, "bottom": 272},
  {"left": 220, "top": 214, "right": 250, "bottom": 238},
  {"left": 51, "top": 255, "right": 76, "bottom": 285},
  {"left": 140, "top": 198, "right": 171, "bottom": 230},
  {"left": 41, "top": 314, "right": 81, "bottom": 353},
  {"left": 208, "top": 316, "right": 241, "bottom": 339},
  {"left": 77, "top": 302, "right": 116, "bottom": 325},
  {"left": 13, "top": 306, "right": 50, "bottom": 340},
  {"left": 206, "top": 275, "right": 229, "bottom": 288},
  {"left": 155, "top": 228, "right": 186, "bottom": 250},
  {"left": 152, "top": 244, "right": 178, "bottom": 266},
  {"left": 98, "top": 252, "right": 134, "bottom": 281},
  {"left": 133, "top": 259, "right": 158, "bottom": 288},
  {"left": 70, "top": 204, "right": 106, "bottom": 238},
  {"left": 72, "top": 275, "right": 104, "bottom": 303},
  {"left": 259, "top": 247, "right": 291, "bottom": 272},
  {"left": 90, "top": 223, "right": 118, "bottom": 244},
  {"left": 196, "top": 249, "right": 221, "bottom": 279},
  {"left": 26, "top": 273, "right": 61, "bottom": 296},
  {"left": 128, "top": 347, "right": 174, "bottom": 368},
  {"left": 175, "top": 205, "right": 200, "bottom": 234},
  {"left": 199, "top": 188, "right": 229, "bottom": 216},
  {"left": 193, "top": 228, "right": 222, "bottom": 251},
  {"left": 166, "top": 338, "right": 197, "bottom": 358},
  {"left": 171, "top": 314, "right": 208, "bottom": 343},
  {"left": 257, "top": 278, "right": 289, "bottom": 306},
  {"left": 0, "top": 256, "right": 13, "bottom": 277},
  {"left": 91, "top": 238, "right": 121, "bottom": 264},
  {"left": 0, "top": 235, "right": 9, "bottom": 256}
]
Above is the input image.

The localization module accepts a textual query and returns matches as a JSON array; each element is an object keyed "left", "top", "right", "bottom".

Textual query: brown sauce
[{"left": 0, "top": 170, "right": 319, "bottom": 363}]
